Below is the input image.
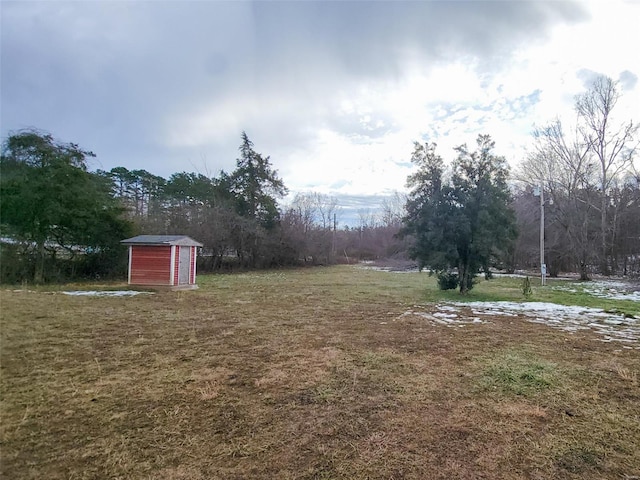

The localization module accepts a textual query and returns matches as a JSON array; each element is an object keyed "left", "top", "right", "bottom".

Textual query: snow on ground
[
  {"left": 552, "top": 281, "right": 640, "bottom": 302},
  {"left": 357, "top": 262, "right": 421, "bottom": 273},
  {"left": 396, "top": 305, "right": 487, "bottom": 327},
  {"left": 397, "top": 301, "right": 639, "bottom": 348},
  {"left": 62, "top": 290, "right": 154, "bottom": 297}
]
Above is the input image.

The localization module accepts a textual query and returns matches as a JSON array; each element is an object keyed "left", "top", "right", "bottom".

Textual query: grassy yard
[{"left": 1, "top": 266, "right": 639, "bottom": 479}]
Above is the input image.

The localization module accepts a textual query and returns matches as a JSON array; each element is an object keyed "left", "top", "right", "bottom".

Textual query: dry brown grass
[{"left": 1, "top": 266, "right": 639, "bottom": 479}]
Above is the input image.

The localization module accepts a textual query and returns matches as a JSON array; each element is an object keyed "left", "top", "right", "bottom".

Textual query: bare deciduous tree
[
  {"left": 518, "top": 121, "right": 597, "bottom": 279},
  {"left": 517, "top": 76, "right": 639, "bottom": 278},
  {"left": 381, "top": 191, "right": 407, "bottom": 228},
  {"left": 576, "top": 76, "right": 639, "bottom": 274}
]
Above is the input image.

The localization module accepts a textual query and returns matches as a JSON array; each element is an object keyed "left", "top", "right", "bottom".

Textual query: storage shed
[{"left": 121, "top": 235, "right": 203, "bottom": 290}]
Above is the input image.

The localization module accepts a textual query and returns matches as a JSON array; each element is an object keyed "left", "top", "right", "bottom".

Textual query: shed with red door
[{"left": 121, "top": 235, "right": 203, "bottom": 290}]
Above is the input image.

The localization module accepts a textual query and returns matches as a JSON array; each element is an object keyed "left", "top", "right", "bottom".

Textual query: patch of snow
[
  {"left": 446, "top": 301, "right": 639, "bottom": 347},
  {"left": 437, "top": 305, "right": 459, "bottom": 312},
  {"left": 553, "top": 280, "right": 640, "bottom": 302},
  {"left": 472, "top": 309, "right": 517, "bottom": 317},
  {"left": 62, "top": 290, "right": 154, "bottom": 297},
  {"left": 433, "top": 312, "right": 458, "bottom": 319},
  {"left": 396, "top": 307, "right": 488, "bottom": 327}
]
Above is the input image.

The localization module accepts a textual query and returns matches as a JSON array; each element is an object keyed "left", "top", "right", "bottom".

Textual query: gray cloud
[
  {"left": 577, "top": 68, "right": 638, "bottom": 97},
  {"left": 577, "top": 68, "right": 603, "bottom": 89},
  {"left": 252, "top": 1, "right": 587, "bottom": 78},
  {"left": 619, "top": 70, "right": 638, "bottom": 91},
  {"left": 1, "top": 0, "right": 589, "bottom": 181}
]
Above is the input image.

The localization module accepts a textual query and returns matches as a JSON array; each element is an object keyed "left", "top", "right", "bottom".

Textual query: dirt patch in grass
[{"left": 2, "top": 266, "right": 639, "bottom": 479}]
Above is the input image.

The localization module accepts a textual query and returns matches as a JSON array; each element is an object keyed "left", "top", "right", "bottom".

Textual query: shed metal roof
[{"left": 121, "top": 235, "right": 203, "bottom": 246}]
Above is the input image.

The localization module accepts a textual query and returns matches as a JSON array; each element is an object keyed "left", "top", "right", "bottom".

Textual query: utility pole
[
  {"left": 534, "top": 184, "right": 546, "bottom": 286},
  {"left": 540, "top": 184, "right": 546, "bottom": 285}
]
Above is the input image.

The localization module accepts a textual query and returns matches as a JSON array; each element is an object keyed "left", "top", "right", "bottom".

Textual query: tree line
[
  {"left": 95, "top": 133, "right": 409, "bottom": 272},
  {"left": 0, "top": 131, "right": 407, "bottom": 283},
  {"left": 513, "top": 76, "right": 639, "bottom": 280},
  {"left": 1, "top": 75, "right": 638, "bottom": 287}
]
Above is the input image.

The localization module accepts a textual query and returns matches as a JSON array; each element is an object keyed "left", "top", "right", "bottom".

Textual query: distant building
[{"left": 120, "top": 235, "right": 203, "bottom": 290}]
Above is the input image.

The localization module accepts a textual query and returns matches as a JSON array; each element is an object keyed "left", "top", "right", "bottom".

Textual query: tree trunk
[
  {"left": 579, "top": 259, "right": 590, "bottom": 281},
  {"left": 458, "top": 261, "right": 470, "bottom": 294},
  {"left": 601, "top": 191, "right": 609, "bottom": 276},
  {"left": 34, "top": 240, "right": 45, "bottom": 284}
]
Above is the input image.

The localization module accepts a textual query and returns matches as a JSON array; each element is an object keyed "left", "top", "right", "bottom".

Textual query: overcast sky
[{"left": 2, "top": 0, "right": 639, "bottom": 222}]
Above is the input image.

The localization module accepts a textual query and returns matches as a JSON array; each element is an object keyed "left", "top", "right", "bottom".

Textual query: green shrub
[{"left": 437, "top": 271, "right": 459, "bottom": 290}]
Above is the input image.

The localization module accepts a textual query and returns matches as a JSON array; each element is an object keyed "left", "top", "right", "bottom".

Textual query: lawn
[{"left": 1, "top": 266, "right": 639, "bottom": 479}]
